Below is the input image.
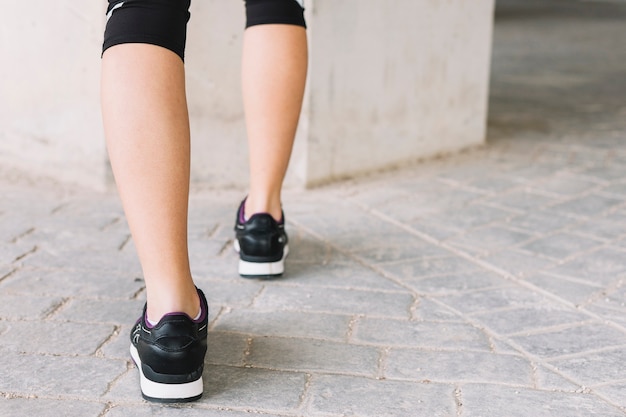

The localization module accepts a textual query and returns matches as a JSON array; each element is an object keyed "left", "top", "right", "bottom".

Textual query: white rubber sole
[
  {"left": 234, "top": 240, "right": 289, "bottom": 277},
  {"left": 130, "top": 344, "right": 203, "bottom": 402}
]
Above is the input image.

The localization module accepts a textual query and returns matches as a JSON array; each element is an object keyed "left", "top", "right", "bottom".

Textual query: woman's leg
[
  {"left": 101, "top": 0, "right": 206, "bottom": 403},
  {"left": 101, "top": 44, "right": 199, "bottom": 322},
  {"left": 242, "top": 3, "right": 308, "bottom": 221},
  {"left": 234, "top": 1, "right": 308, "bottom": 278}
]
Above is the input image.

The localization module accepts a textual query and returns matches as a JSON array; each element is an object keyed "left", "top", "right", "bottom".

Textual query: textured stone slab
[
  {"left": 511, "top": 323, "right": 626, "bottom": 359},
  {"left": 0, "top": 268, "right": 143, "bottom": 299},
  {"left": 0, "top": 351, "right": 127, "bottom": 398},
  {"left": 521, "top": 233, "right": 602, "bottom": 261},
  {"left": 378, "top": 257, "right": 483, "bottom": 280},
  {"left": 461, "top": 384, "right": 624, "bottom": 417},
  {"left": 550, "top": 194, "right": 623, "bottom": 218},
  {"left": 202, "top": 365, "right": 306, "bottom": 412},
  {"left": 524, "top": 272, "right": 603, "bottom": 305},
  {"left": 472, "top": 305, "right": 590, "bottom": 336},
  {"left": 213, "top": 309, "right": 352, "bottom": 341},
  {"left": 307, "top": 374, "right": 456, "bottom": 417},
  {"left": 105, "top": 405, "right": 289, "bottom": 417},
  {"left": 1, "top": 321, "right": 116, "bottom": 356},
  {"left": 405, "top": 272, "right": 508, "bottom": 295},
  {"left": 54, "top": 298, "right": 144, "bottom": 324},
  {"left": 253, "top": 286, "right": 414, "bottom": 318},
  {"left": 438, "top": 287, "right": 546, "bottom": 315},
  {"left": 385, "top": 349, "right": 533, "bottom": 385},
  {"left": 446, "top": 226, "right": 534, "bottom": 254},
  {"left": 0, "top": 398, "right": 106, "bottom": 417},
  {"left": 550, "top": 347, "right": 626, "bottom": 386},
  {"left": 547, "top": 247, "right": 626, "bottom": 285},
  {"left": 353, "top": 318, "right": 493, "bottom": 351},
  {"left": 0, "top": 294, "right": 64, "bottom": 320},
  {"left": 248, "top": 336, "right": 380, "bottom": 376}
]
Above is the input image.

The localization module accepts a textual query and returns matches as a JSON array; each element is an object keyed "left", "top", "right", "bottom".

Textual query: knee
[
  {"left": 244, "top": 0, "right": 307, "bottom": 29},
  {"left": 102, "top": 0, "right": 192, "bottom": 61}
]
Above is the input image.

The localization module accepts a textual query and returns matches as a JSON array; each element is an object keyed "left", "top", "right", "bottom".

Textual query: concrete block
[
  {"left": 0, "top": 0, "right": 495, "bottom": 188},
  {"left": 253, "top": 285, "right": 414, "bottom": 318},
  {"left": 307, "top": 374, "right": 456, "bottom": 417},
  {"left": 247, "top": 336, "right": 380, "bottom": 376},
  {"left": 520, "top": 233, "right": 602, "bottom": 261},
  {"left": 0, "top": 398, "right": 105, "bottom": 417},
  {"left": 1, "top": 321, "right": 116, "bottom": 356},
  {"left": 472, "top": 306, "right": 590, "bottom": 336},
  {"left": 202, "top": 365, "right": 306, "bottom": 411},
  {"left": 0, "top": 294, "right": 64, "bottom": 320},
  {"left": 0, "top": 268, "right": 143, "bottom": 299},
  {"left": 511, "top": 323, "right": 626, "bottom": 359},
  {"left": 353, "top": 318, "right": 493, "bottom": 351},
  {"left": 385, "top": 349, "right": 533, "bottom": 385},
  {"left": 460, "top": 384, "right": 625, "bottom": 417},
  {"left": 550, "top": 347, "right": 626, "bottom": 386},
  {"left": 213, "top": 309, "right": 351, "bottom": 341},
  {"left": 0, "top": 351, "right": 126, "bottom": 398}
]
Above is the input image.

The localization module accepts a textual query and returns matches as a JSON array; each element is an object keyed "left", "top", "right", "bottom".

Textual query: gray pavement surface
[{"left": 2, "top": 0, "right": 626, "bottom": 416}]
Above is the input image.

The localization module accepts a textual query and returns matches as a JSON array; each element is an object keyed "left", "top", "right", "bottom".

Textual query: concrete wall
[
  {"left": 0, "top": 2, "right": 106, "bottom": 188},
  {"left": 0, "top": 0, "right": 495, "bottom": 189}
]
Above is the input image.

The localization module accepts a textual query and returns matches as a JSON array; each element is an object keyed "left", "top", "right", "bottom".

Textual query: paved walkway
[{"left": 2, "top": 1, "right": 626, "bottom": 416}]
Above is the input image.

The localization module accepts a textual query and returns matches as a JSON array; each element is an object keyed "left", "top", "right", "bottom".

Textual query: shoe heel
[
  {"left": 130, "top": 345, "right": 204, "bottom": 403},
  {"left": 238, "top": 257, "right": 285, "bottom": 277}
]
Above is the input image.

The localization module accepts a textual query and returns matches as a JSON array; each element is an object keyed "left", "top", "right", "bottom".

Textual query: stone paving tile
[
  {"left": 438, "top": 287, "right": 548, "bottom": 315},
  {"left": 0, "top": 267, "right": 143, "bottom": 299},
  {"left": 534, "top": 365, "right": 582, "bottom": 392},
  {"left": 520, "top": 232, "right": 603, "bottom": 261},
  {"left": 192, "top": 277, "right": 262, "bottom": 307},
  {"left": 384, "top": 349, "right": 533, "bottom": 385},
  {"left": 504, "top": 210, "right": 577, "bottom": 235},
  {"left": 201, "top": 366, "right": 307, "bottom": 412},
  {"left": 0, "top": 321, "right": 116, "bottom": 356},
  {"left": 472, "top": 305, "right": 591, "bottom": 336},
  {"left": 0, "top": 398, "right": 106, "bottom": 417},
  {"left": 511, "top": 323, "right": 626, "bottom": 359},
  {"left": 205, "top": 331, "right": 249, "bottom": 366},
  {"left": 247, "top": 336, "right": 380, "bottom": 376},
  {"left": 594, "top": 383, "right": 626, "bottom": 410},
  {"left": 445, "top": 225, "right": 534, "bottom": 255},
  {"left": 421, "top": 203, "right": 518, "bottom": 231},
  {"left": 549, "top": 193, "right": 624, "bottom": 218},
  {"left": 530, "top": 173, "right": 602, "bottom": 197},
  {"left": 213, "top": 309, "right": 352, "bottom": 341},
  {"left": 460, "top": 384, "right": 625, "bottom": 417},
  {"left": 480, "top": 249, "right": 557, "bottom": 278},
  {"left": 412, "top": 298, "right": 466, "bottom": 322},
  {"left": 253, "top": 285, "right": 415, "bottom": 318},
  {"left": 546, "top": 247, "right": 626, "bottom": 286},
  {"left": 99, "top": 325, "right": 132, "bottom": 359},
  {"left": 0, "top": 293, "right": 64, "bottom": 320},
  {"left": 487, "top": 189, "right": 559, "bottom": 212},
  {"left": 571, "top": 217, "right": 626, "bottom": 241},
  {"left": 550, "top": 348, "right": 626, "bottom": 387},
  {"left": 54, "top": 298, "right": 144, "bottom": 324},
  {"left": 306, "top": 375, "right": 456, "bottom": 417},
  {"left": 353, "top": 318, "right": 493, "bottom": 351},
  {"left": 378, "top": 256, "right": 483, "bottom": 281},
  {"left": 524, "top": 272, "right": 605, "bottom": 306},
  {"left": 0, "top": 351, "right": 127, "bottom": 398},
  {"left": 404, "top": 272, "right": 507, "bottom": 296},
  {"left": 275, "top": 256, "right": 408, "bottom": 292},
  {"left": 104, "top": 405, "right": 291, "bottom": 417}
]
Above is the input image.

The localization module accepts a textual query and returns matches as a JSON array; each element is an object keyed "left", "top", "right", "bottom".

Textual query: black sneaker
[
  {"left": 234, "top": 200, "right": 289, "bottom": 278},
  {"left": 130, "top": 288, "right": 208, "bottom": 403}
]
